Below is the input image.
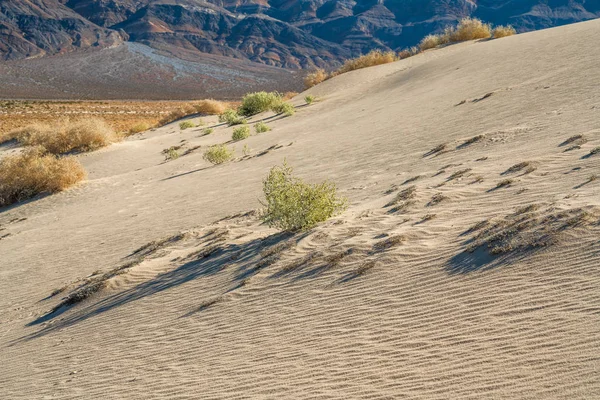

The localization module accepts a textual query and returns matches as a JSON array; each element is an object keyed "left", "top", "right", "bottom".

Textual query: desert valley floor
[{"left": 1, "top": 19, "right": 600, "bottom": 399}]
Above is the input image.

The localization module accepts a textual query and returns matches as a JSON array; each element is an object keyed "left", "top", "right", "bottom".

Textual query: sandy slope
[{"left": 1, "top": 19, "right": 600, "bottom": 399}]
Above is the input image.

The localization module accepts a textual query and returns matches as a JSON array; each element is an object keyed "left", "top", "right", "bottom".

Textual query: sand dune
[{"left": 1, "top": 19, "right": 600, "bottom": 399}]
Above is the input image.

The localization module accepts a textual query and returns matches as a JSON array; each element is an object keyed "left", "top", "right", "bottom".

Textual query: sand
[{"left": 1, "top": 19, "right": 600, "bottom": 399}]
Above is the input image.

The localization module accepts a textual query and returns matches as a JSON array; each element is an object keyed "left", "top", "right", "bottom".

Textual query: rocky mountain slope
[{"left": 2, "top": 0, "right": 600, "bottom": 68}]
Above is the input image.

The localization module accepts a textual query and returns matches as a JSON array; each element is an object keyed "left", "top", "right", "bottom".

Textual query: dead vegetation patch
[
  {"left": 424, "top": 143, "right": 448, "bottom": 157},
  {"left": 503, "top": 161, "right": 536, "bottom": 175},
  {"left": 464, "top": 206, "right": 597, "bottom": 255},
  {"left": 448, "top": 168, "right": 472, "bottom": 181},
  {"left": 384, "top": 185, "right": 416, "bottom": 208},
  {"left": 427, "top": 193, "right": 448, "bottom": 207},
  {"left": 560, "top": 134, "right": 587, "bottom": 147},
  {"left": 372, "top": 235, "right": 405, "bottom": 252},
  {"left": 459, "top": 134, "right": 485, "bottom": 148}
]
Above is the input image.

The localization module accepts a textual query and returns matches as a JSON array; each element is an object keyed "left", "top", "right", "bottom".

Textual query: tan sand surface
[{"left": 1, "top": 19, "right": 599, "bottom": 399}]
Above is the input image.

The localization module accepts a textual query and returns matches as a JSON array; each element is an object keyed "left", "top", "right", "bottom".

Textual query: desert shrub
[
  {"left": 271, "top": 101, "right": 295, "bottom": 116},
  {"left": 239, "top": 92, "right": 282, "bottom": 116},
  {"left": 398, "top": 46, "right": 420, "bottom": 59},
  {"left": 128, "top": 122, "right": 151, "bottom": 135},
  {"left": 158, "top": 108, "right": 188, "bottom": 126},
  {"left": 203, "top": 144, "right": 234, "bottom": 164},
  {"left": 447, "top": 18, "right": 492, "bottom": 42},
  {"left": 304, "top": 69, "right": 329, "bottom": 89},
  {"left": 419, "top": 34, "right": 444, "bottom": 51},
  {"left": 492, "top": 25, "right": 516, "bottom": 38},
  {"left": 10, "top": 118, "right": 116, "bottom": 154},
  {"left": 0, "top": 147, "right": 86, "bottom": 207},
  {"left": 304, "top": 95, "right": 315, "bottom": 105},
  {"left": 254, "top": 121, "right": 271, "bottom": 133},
  {"left": 219, "top": 109, "right": 246, "bottom": 126},
  {"left": 333, "top": 50, "right": 398, "bottom": 76},
  {"left": 232, "top": 125, "right": 251, "bottom": 141},
  {"left": 163, "top": 146, "right": 180, "bottom": 161},
  {"left": 282, "top": 92, "right": 298, "bottom": 100},
  {"left": 203, "top": 128, "right": 214, "bottom": 135},
  {"left": 193, "top": 99, "right": 228, "bottom": 115},
  {"left": 179, "top": 121, "right": 195, "bottom": 130},
  {"left": 261, "top": 161, "right": 347, "bottom": 232}
]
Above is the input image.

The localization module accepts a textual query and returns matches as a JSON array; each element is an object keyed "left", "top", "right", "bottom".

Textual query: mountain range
[{"left": 1, "top": 0, "right": 599, "bottom": 98}]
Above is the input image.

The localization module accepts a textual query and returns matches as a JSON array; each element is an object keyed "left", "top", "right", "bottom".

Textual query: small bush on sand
[
  {"left": 398, "top": 46, "right": 420, "bottom": 59},
  {"left": 304, "top": 69, "right": 328, "bottom": 89},
  {"left": 158, "top": 108, "right": 189, "bottom": 126},
  {"left": 179, "top": 121, "right": 195, "bottom": 130},
  {"left": 232, "top": 125, "right": 251, "bottom": 141},
  {"left": 254, "top": 122, "right": 271, "bottom": 133},
  {"left": 261, "top": 161, "right": 347, "bottom": 232},
  {"left": 0, "top": 147, "right": 86, "bottom": 207},
  {"left": 219, "top": 109, "right": 246, "bottom": 126},
  {"left": 10, "top": 118, "right": 116, "bottom": 155},
  {"left": 333, "top": 50, "right": 398, "bottom": 76},
  {"left": 447, "top": 18, "right": 492, "bottom": 41},
  {"left": 304, "top": 95, "right": 315, "bottom": 105},
  {"left": 163, "top": 146, "right": 180, "bottom": 161},
  {"left": 203, "top": 128, "right": 214, "bottom": 135},
  {"left": 203, "top": 144, "right": 234, "bottom": 165},
  {"left": 492, "top": 25, "right": 516, "bottom": 38},
  {"left": 271, "top": 101, "right": 295, "bottom": 116},
  {"left": 239, "top": 92, "right": 282, "bottom": 116},
  {"left": 193, "top": 99, "right": 228, "bottom": 115}
]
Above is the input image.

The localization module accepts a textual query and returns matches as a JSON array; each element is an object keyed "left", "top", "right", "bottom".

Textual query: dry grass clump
[
  {"left": 0, "top": 147, "right": 86, "bottom": 207},
  {"left": 203, "top": 144, "right": 234, "bottom": 165},
  {"left": 424, "top": 143, "right": 448, "bottom": 157},
  {"left": 427, "top": 193, "right": 448, "bottom": 206},
  {"left": 492, "top": 25, "right": 516, "bottom": 38},
  {"left": 158, "top": 107, "right": 192, "bottom": 126},
  {"left": 203, "top": 128, "right": 214, "bottom": 135},
  {"left": 304, "top": 95, "right": 315, "bottom": 105},
  {"left": 588, "top": 147, "right": 600, "bottom": 157},
  {"left": 420, "top": 213, "right": 437, "bottom": 223},
  {"left": 420, "top": 18, "right": 493, "bottom": 51},
  {"left": 333, "top": 50, "right": 398, "bottom": 76},
  {"left": 385, "top": 185, "right": 417, "bottom": 207},
  {"left": 193, "top": 99, "right": 228, "bottom": 115},
  {"left": 232, "top": 125, "right": 251, "bottom": 141},
  {"left": 179, "top": 121, "right": 195, "bottom": 130},
  {"left": 10, "top": 118, "right": 116, "bottom": 154},
  {"left": 465, "top": 207, "right": 595, "bottom": 255},
  {"left": 461, "top": 134, "right": 485, "bottom": 147},
  {"left": 261, "top": 161, "right": 347, "bottom": 232},
  {"left": 503, "top": 161, "right": 536, "bottom": 175},
  {"left": 372, "top": 234, "right": 405, "bottom": 252},
  {"left": 163, "top": 146, "right": 180, "bottom": 161},
  {"left": 495, "top": 179, "right": 514, "bottom": 189},
  {"left": 560, "top": 134, "right": 587, "bottom": 147},
  {"left": 127, "top": 122, "right": 151, "bottom": 135},
  {"left": 304, "top": 69, "right": 328, "bottom": 89},
  {"left": 398, "top": 46, "right": 420, "bottom": 59},
  {"left": 254, "top": 121, "right": 271, "bottom": 133},
  {"left": 448, "top": 168, "right": 472, "bottom": 181}
]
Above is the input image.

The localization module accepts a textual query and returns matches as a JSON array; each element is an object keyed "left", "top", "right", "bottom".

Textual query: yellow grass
[
  {"left": 419, "top": 34, "right": 445, "bottom": 51},
  {"left": 0, "top": 147, "right": 86, "bottom": 207},
  {"left": 447, "top": 18, "right": 492, "bottom": 42},
  {"left": 493, "top": 25, "right": 517, "bottom": 38},
  {"left": 9, "top": 118, "right": 117, "bottom": 155},
  {"left": 333, "top": 50, "right": 399, "bottom": 76},
  {"left": 304, "top": 69, "right": 329, "bottom": 89},
  {"left": 193, "top": 99, "right": 228, "bottom": 115}
]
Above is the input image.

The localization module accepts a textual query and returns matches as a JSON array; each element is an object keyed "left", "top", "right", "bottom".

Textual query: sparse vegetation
[
  {"left": 304, "top": 95, "right": 315, "bottom": 105},
  {"left": 0, "top": 147, "right": 86, "bottom": 207},
  {"left": 588, "top": 147, "right": 600, "bottom": 157},
  {"left": 492, "top": 25, "right": 516, "bottom": 38},
  {"left": 8, "top": 118, "right": 117, "bottom": 155},
  {"left": 397, "top": 46, "right": 420, "bottom": 59},
  {"left": 504, "top": 161, "right": 533, "bottom": 175},
  {"left": 193, "top": 99, "right": 228, "bottom": 116},
  {"left": 420, "top": 18, "right": 493, "bottom": 51},
  {"left": 127, "top": 122, "right": 150, "bottom": 135},
  {"left": 254, "top": 122, "right": 271, "bottom": 133},
  {"left": 179, "top": 121, "right": 195, "bottom": 130},
  {"left": 232, "top": 125, "right": 251, "bottom": 141},
  {"left": 385, "top": 185, "right": 417, "bottom": 208},
  {"left": 261, "top": 161, "right": 347, "bottom": 232},
  {"left": 448, "top": 168, "right": 472, "bottom": 181},
  {"left": 421, "top": 214, "right": 437, "bottom": 222},
  {"left": 203, "top": 128, "right": 214, "bottom": 135},
  {"left": 402, "top": 175, "right": 421, "bottom": 185},
  {"left": 461, "top": 134, "right": 485, "bottom": 147},
  {"left": 496, "top": 179, "right": 514, "bottom": 189},
  {"left": 425, "top": 143, "right": 448, "bottom": 157},
  {"left": 560, "top": 134, "right": 587, "bottom": 147},
  {"left": 203, "top": 144, "right": 234, "bottom": 165},
  {"left": 243, "top": 144, "right": 251, "bottom": 156},
  {"left": 333, "top": 50, "right": 398, "bottom": 76},
  {"left": 219, "top": 109, "right": 246, "bottom": 126}
]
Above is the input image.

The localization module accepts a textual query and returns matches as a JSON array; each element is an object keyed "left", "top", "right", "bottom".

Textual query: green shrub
[
  {"left": 219, "top": 109, "right": 246, "bottom": 126},
  {"left": 203, "top": 144, "right": 234, "bottom": 165},
  {"left": 271, "top": 101, "right": 295, "bottom": 116},
  {"left": 203, "top": 128, "right": 214, "bottom": 135},
  {"left": 239, "top": 92, "right": 282, "bottom": 116},
  {"left": 261, "top": 161, "right": 347, "bottom": 232},
  {"left": 304, "top": 95, "right": 315, "bottom": 105},
  {"left": 232, "top": 125, "right": 251, "bottom": 141},
  {"left": 179, "top": 121, "right": 195, "bottom": 130},
  {"left": 254, "top": 122, "right": 271, "bottom": 133},
  {"left": 163, "top": 146, "right": 180, "bottom": 161}
]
